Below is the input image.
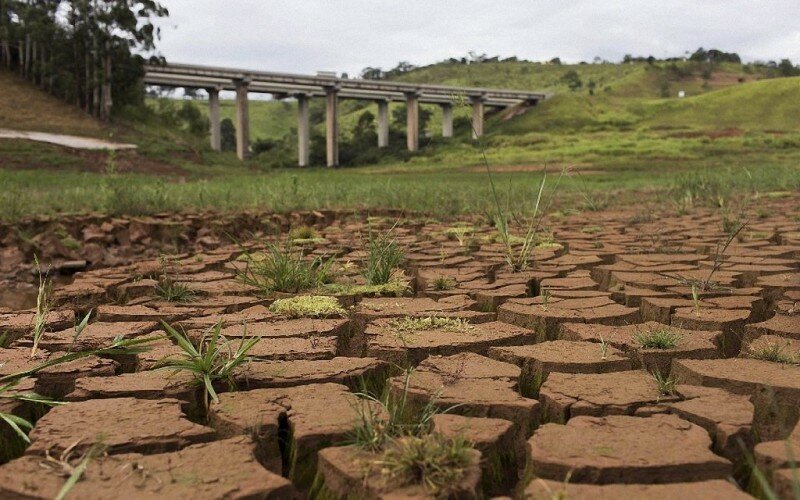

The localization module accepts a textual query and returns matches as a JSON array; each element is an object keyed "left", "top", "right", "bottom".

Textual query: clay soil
[{"left": 1, "top": 198, "right": 799, "bottom": 498}]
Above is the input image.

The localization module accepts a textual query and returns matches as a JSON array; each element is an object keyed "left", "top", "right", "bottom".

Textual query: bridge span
[{"left": 143, "top": 62, "right": 548, "bottom": 167}]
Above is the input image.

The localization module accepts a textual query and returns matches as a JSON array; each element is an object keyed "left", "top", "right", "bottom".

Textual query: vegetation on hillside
[
  {"left": 0, "top": 0, "right": 168, "bottom": 120},
  {"left": 1, "top": 48, "right": 799, "bottom": 220}
]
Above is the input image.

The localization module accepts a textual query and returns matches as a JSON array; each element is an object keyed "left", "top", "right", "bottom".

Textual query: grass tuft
[
  {"left": 378, "top": 434, "right": 473, "bottom": 496},
  {"left": 747, "top": 341, "right": 798, "bottom": 365},
  {"left": 651, "top": 370, "right": 678, "bottom": 397},
  {"left": 431, "top": 276, "right": 457, "bottom": 291},
  {"left": 269, "top": 295, "right": 346, "bottom": 318},
  {"left": 289, "top": 225, "right": 319, "bottom": 241},
  {"left": 156, "top": 321, "right": 261, "bottom": 414},
  {"left": 364, "top": 225, "right": 404, "bottom": 286},
  {"left": 30, "top": 255, "right": 52, "bottom": 359},
  {"left": 635, "top": 327, "right": 682, "bottom": 349},
  {"left": 238, "top": 243, "right": 334, "bottom": 294},
  {"left": 154, "top": 278, "right": 196, "bottom": 303},
  {"left": 349, "top": 370, "right": 448, "bottom": 452}
]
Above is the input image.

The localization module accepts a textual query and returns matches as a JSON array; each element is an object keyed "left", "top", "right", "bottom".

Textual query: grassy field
[{"left": 0, "top": 60, "right": 799, "bottom": 222}]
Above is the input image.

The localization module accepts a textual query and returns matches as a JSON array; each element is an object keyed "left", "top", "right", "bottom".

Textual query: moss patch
[{"left": 269, "top": 295, "right": 346, "bottom": 318}]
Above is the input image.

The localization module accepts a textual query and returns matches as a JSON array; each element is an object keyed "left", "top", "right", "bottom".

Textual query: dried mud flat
[{"left": 1, "top": 198, "right": 799, "bottom": 499}]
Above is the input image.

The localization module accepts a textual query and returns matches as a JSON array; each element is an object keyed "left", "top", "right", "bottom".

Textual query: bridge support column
[
  {"left": 377, "top": 99, "right": 389, "bottom": 148},
  {"left": 441, "top": 103, "right": 453, "bottom": 138},
  {"left": 234, "top": 80, "right": 250, "bottom": 160},
  {"left": 471, "top": 96, "right": 484, "bottom": 139},
  {"left": 405, "top": 92, "right": 419, "bottom": 152},
  {"left": 297, "top": 94, "right": 310, "bottom": 167},
  {"left": 208, "top": 87, "right": 221, "bottom": 151},
  {"left": 325, "top": 86, "right": 339, "bottom": 167}
]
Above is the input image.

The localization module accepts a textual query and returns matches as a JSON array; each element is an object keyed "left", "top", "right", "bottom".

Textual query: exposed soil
[{"left": 0, "top": 197, "right": 798, "bottom": 496}]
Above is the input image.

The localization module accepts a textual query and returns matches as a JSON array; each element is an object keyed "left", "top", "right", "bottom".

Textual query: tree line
[
  {"left": 361, "top": 48, "right": 800, "bottom": 80},
  {"left": 0, "top": 0, "right": 168, "bottom": 120}
]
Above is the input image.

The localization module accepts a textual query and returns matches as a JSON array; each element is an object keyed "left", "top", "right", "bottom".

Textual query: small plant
[
  {"left": 747, "top": 341, "right": 798, "bottom": 365},
  {"left": 662, "top": 221, "right": 747, "bottom": 296},
  {"left": 238, "top": 243, "right": 334, "bottom": 294},
  {"left": 157, "top": 321, "right": 261, "bottom": 413},
  {"left": 349, "top": 370, "right": 450, "bottom": 452},
  {"left": 431, "top": 276, "right": 456, "bottom": 291},
  {"left": 444, "top": 226, "right": 473, "bottom": 246},
  {"left": 651, "top": 370, "right": 678, "bottom": 397},
  {"left": 575, "top": 171, "right": 611, "bottom": 212},
  {"left": 377, "top": 433, "right": 473, "bottom": 496},
  {"left": 155, "top": 256, "right": 195, "bottom": 303},
  {"left": 598, "top": 333, "right": 611, "bottom": 360},
  {"left": 30, "top": 255, "right": 52, "bottom": 359},
  {"left": 155, "top": 279, "right": 195, "bottom": 303},
  {"left": 269, "top": 295, "right": 346, "bottom": 318},
  {"left": 364, "top": 224, "right": 404, "bottom": 286},
  {"left": 540, "top": 287, "right": 551, "bottom": 311},
  {"left": 635, "top": 326, "right": 682, "bottom": 349},
  {"left": 488, "top": 168, "right": 566, "bottom": 273},
  {"left": 289, "top": 225, "right": 320, "bottom": 241}
]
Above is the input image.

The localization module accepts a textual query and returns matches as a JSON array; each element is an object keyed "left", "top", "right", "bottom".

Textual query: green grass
[
  {"left": 1, "top": 158, "right": 797, "bottom": 222},
  {"left": 237, "top": 243, "right": 334, "bottom": 294},
  {"left": 1, "top": 63, "right": 800, "bottom": 221},
  {"left": 635, "top": 327, "right": 682, "bottom": 349},
  {"left": 377, "top": 434, "right": 474, "bottom": 496},
  {"left": 364, "top": 225, "right": 405, "bottom": 285},
  {"left": 157, "top": 321, "right": 261, "bottom": 414},
  {"left": 652, "top": 370, "right": 678, "bottom": 396},
  {"left": 154, "top": 278, "right": 196, "bottom": 303},
  {"left": 431, "top": 276, "right": 457, "bottom": 291},
  {"left": 747, "top": 341, "right": 798, "bottom": 365}
]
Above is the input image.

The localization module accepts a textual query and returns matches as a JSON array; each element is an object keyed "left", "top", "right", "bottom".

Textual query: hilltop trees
[{"left": 0, "top": 0, "right": 168, "bottom": 120}]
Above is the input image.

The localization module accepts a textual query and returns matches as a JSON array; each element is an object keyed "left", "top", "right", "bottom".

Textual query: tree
[
  {"left": 561, "top": 70, "right": 583, "bottom": 91},
  {"left": 0, "top": 0, "right": 169, "bottom": 120},
  {"left": 360, "top": 66, "right": 384, "bottom": 80},
  {"left": 778, "top": 59, "right": 798, "bottom": 77},
  {"left": 689, "top": 47, "right": 741, "bottom": 64}
]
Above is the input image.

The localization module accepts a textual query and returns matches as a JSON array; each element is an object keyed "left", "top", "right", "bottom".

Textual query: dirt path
[{"left": 0, "top": 128, "right": 136, "bottom": 150}]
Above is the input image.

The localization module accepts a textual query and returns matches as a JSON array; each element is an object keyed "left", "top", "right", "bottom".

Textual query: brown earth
[{"left": 1, "top": 199, "right": 799, "bottom": 496}]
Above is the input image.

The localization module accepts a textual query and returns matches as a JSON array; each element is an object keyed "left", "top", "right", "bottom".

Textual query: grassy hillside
[{"left": 0, "top": 70, "right": 109, "bottom": 137}]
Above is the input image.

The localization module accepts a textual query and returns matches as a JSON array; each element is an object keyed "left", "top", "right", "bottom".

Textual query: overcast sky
[{"left": 154, "top": 0, "right": 800, "bottom": 76}]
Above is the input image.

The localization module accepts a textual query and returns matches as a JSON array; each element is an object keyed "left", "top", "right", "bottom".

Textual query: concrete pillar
[
  {"left": 208, "top": 87, "right": 221, "bottom": 151},
  {"left": 405, "top": 92, "right": 419, "bottom": 152},
  {"left": 441, "top": 103, "right": 453, "bottom": 138},
  {"left": 377, "top": 99, "right": 389, "bottom": 148},
  {"left": 471, "top": 96, "right": 485, "bottom": 139},
  {"left": 325, "top": 87, "right": 339, "bottom": 167},
  {"left": 297, "top": 94, "right": 310, "bottom": 167},
  {"left": 234, "top": 80, "right": 250, "bottom": 160}
]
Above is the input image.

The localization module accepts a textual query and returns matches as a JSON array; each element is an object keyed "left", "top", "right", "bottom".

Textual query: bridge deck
[{"left": 143, "top": 62, "right": 547, "bottom": 105}]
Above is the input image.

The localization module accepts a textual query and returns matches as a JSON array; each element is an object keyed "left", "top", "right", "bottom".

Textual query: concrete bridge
[{"left": 143, "top": 62, "right": 548, "bottom": 167}]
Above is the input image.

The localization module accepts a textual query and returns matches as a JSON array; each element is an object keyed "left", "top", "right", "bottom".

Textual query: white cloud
[{"left": 154, "top": 0, "right": 800, "bottom": 76}]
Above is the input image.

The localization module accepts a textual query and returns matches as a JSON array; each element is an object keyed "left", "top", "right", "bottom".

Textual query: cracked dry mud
[{"left": 1, "top": 201, "right": 799, "bottom": 498}]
